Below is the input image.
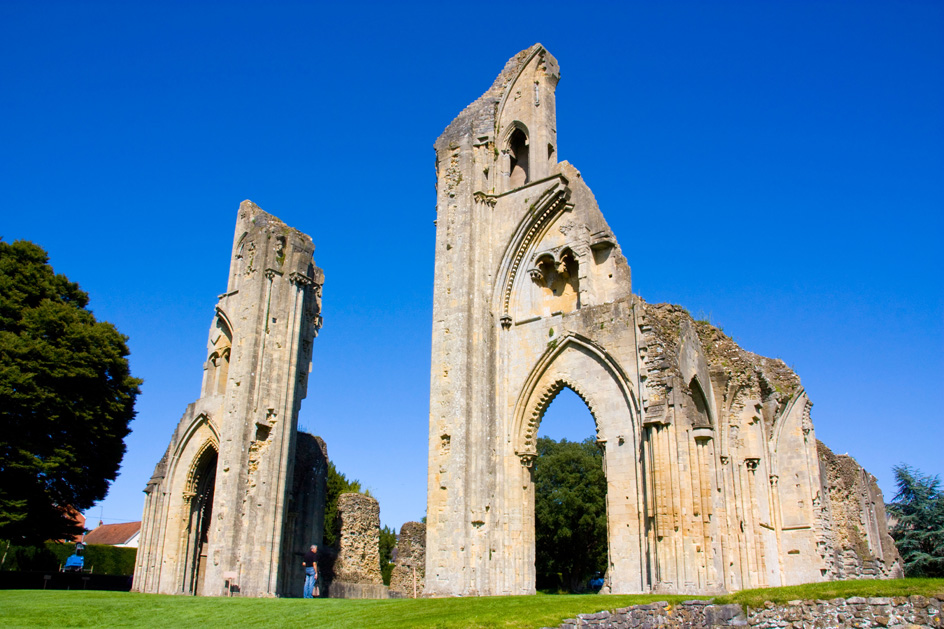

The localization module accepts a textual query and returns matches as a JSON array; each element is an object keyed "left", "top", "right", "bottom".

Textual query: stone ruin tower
[
  {"left": 134, "top": 201, "right": 326, "bottom": 597},
  {"left": 425, "top": 44, "right": 901, "bottom": 596}
]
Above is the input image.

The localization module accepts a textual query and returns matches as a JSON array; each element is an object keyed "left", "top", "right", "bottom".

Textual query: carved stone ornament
[
  {"left": 518, "top": 453, "right": 536, "bottom": 468},
  {"left": 527, "top": 268, "right": 545, "bottom": 284},
  {"left": 473, "top": 191, "right": 497, "bottom": 207},
  {"left": 744, "top": 458, "right": 760, "bottom": 472},
  {"left": 499, "top": 314, "right": 512, "bottom": 330},
  {"left": 288, "top": 271, "right": 313, "bottom": 287}
]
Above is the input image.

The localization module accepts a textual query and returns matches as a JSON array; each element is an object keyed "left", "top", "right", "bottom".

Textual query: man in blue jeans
[{"left": 302, "top": 544, "right": 319, "bottom": 598}]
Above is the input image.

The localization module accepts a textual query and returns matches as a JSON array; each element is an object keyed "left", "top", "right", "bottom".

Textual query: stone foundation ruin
[
  {"left": 327, "top": 493, "right": 387, "bottom": 599},
  {"left": 134, "top": 201, "right": 326, "bottom": 597},
  {"left": 389, "top": 521, "right": 426, "bottom": 598},
  {"left": 424, "top": 44, "right": 902, "bottom": 596}
]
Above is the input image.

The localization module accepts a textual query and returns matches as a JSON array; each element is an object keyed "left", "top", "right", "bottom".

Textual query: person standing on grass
[{"left": 302, "top": 544, "right": 319, "bottom": 598}]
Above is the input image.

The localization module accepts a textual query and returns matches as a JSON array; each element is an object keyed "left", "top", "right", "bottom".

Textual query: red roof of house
[{"left": 84, "top": 521, "right": 141, "bottom": 545}]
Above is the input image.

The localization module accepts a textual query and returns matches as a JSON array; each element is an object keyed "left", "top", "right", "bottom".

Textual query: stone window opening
[
  {"left": 204, "top": 316, "right": 233, "bottom": 396},
  {"left": 508, "top": 128, "right": 530, "bottom": 188}
]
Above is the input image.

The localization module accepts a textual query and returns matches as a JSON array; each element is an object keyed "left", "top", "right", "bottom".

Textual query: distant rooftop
[{"left": 84, "top": 521, "right": 141, "bottom": 546}]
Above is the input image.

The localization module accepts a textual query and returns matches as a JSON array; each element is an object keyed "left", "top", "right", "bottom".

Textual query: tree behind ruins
[
  {"left": 0, "top": 240, "right": 141, "bottom": 544},
  {"left": 887, "top": 464, "right": 944, "bottom": 577}
]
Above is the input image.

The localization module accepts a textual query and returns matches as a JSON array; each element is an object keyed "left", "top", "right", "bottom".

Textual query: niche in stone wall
[
  {"left": 204, "top": 315, "right": 232, "bottom": 397},
  {"left": 688, "top": 377, "right": 712, "bottom": 429}
]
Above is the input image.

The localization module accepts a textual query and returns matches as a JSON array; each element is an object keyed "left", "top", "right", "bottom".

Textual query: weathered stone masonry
[
  {"left": 134, "top": 201, "right": 326, "bottom": 597},
  {"left": 425, "top": 44, "right": 901, "bottom": 596},
  {"left": 544, "top": 596, "right": 942, "bottom": 629}
]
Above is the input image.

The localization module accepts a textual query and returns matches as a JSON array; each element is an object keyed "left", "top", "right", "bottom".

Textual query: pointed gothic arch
[{"left": 508, "top": 333, "right": 648, "bottom": 594}]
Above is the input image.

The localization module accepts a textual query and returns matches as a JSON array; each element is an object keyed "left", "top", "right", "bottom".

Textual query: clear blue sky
[{"left": 2, "top": 1, "right": 941, "bottom": 532}]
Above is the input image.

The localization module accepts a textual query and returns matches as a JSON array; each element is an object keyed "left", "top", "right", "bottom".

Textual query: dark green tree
[
  {"left": 0, "top": 240, "right": 141, "bottom": 544},
  {"left": 533, "top": 436, "right": 608, "bottom": 592},
  {"left": 886, "top": 464, "right": 944, "bottom": 577},
  {"left": 379, "top": 524, "right": 396, "bottom": 585},
  {"left": 323, "top": 461, "right": 364, "bottom": 547}
]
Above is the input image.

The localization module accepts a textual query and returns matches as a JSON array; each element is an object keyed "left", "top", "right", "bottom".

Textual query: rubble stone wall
[
  {"left": 389, "top": 521, "right": 426, "bottom": 597},
  {"left": 545, "top": 596, "right": 942, "bottom": 629},
  {"left": 818, "top": 442, "right": 902, "bottom": 580},
  {"left": 333, "top": 493, "right": 382, "bottom": 585}
]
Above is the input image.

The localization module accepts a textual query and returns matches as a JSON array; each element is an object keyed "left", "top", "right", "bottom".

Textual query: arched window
[
  {"left": 204, "top": 316, "right": 232, "bottom": 397},
  {"left": 508, "top": 128, "right": 530, "bottom": 188}
]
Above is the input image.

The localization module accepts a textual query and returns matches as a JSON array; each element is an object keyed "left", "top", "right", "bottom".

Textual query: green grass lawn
[{"left": 1, "top": 580, "right": 941, "bottom": 628}]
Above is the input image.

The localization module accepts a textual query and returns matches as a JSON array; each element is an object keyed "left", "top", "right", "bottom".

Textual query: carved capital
[
  {"left": 499, "top": 314, "right": 512, "bottom": 330},
  {"left": 288, "top": 271, "right": 314, "bottom": 287},
  {"left": 264, "top": 268, "right": 282, "bottom": 280},
  {"left": 769, "top": 474, "right": 779, "bottom": 486},
  {"left": 720, "top": 455, "right": 730, "bottom": 466},
  {"left": 744, "top": 458, "right": 760, "bottom": 472},
  {"left": 527, "top": 268, "right": 545, "bottom": 285},
  {"left": 519, "top": 453, "right": 536, "bottom": 468},
  {"left": 473, "top": 192, "right": 497, "bottom": 207}
]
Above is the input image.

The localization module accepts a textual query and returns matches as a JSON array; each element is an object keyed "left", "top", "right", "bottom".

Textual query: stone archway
[
  {"left": 509, "top": 336, "right": 647, "bottom": 594},
  {"left": 181, "top": 442, "right": 218, "bottom": 595}
]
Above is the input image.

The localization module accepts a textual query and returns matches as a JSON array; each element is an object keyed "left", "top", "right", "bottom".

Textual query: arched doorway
[
  {"left": 512, "top": 336, "right": 647, "bottom": 594},
  {"left": 181, "top": 444, "right": 218, "bottom": 595},
  {"left": 534, "top": 387, "right": 607, "bottom": 592}
]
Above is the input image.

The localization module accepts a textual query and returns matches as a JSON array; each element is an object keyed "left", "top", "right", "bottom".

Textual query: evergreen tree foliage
[
  {"left": 323, "top": 461, "right": 364, "bottom": 547},
  {"left": 886, "top": 464, "right": 944, "bottom": 577},
  {"left": 533, "top": 436, "right": 608, "bottom": 592},
  {"left": 0, "top": 240, "right": 141, "bottom": 544},
  {"left": 379, "top": 524, "right": 396, "bottom": 585}
]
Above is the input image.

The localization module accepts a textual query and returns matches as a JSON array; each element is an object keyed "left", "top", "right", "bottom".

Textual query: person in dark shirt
[{"left": 302, "top": 544, "right": 319, "bottom": 598}]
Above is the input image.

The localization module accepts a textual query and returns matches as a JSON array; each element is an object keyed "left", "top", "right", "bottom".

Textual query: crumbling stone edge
[{"left": 542, "top": 595, "right": 942, "bottom": 628}]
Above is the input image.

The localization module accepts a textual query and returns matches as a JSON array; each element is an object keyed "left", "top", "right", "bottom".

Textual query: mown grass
[
  {"left": 2, "top": 580, "right": 941, "bottom": 628},
  {"left": 0, "top": 591, "right": 689, "bottom": 628},
  {"left": 714, "top": 578, "right": 944, "bottom": 609}
]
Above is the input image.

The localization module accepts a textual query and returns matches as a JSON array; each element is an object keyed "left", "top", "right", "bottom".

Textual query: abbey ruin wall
[{"left": 425, "top": 43, "right": 901, "bottom": 597}]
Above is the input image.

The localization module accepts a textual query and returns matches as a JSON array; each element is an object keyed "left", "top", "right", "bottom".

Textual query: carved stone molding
[
  {"left": 288, "top": 271, "right": 314, "bottom": 287},
  {"left": 473, "top": 191, "right": 498, "bottom": 207}
]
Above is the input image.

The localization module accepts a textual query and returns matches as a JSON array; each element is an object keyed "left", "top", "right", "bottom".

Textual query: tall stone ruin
[
  {"left": 425, "top": 44, "right": 901, "bottom": 596},
  {"left": 134, "top": 201, "right": 326, "bottom": 597}
]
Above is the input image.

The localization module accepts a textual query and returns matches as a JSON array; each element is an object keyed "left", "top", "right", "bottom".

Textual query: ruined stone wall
[
  {"left": 333, "top": 493, "right": 383, "bottom": 586},
  {"left": 426, "top": 43, "right": 900, "bottom": 597},
  {"left": 818, "top": 442, "right": 903, "bottom": 580},
  {"left": 545, "top": 596, "right": 942, "bottom": 629},
  {"left": 134, "top": 201, "right": 325, "bottom": 597},
  {"left": 389, "top": 521, "right": 426, "bottom": 597}
]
